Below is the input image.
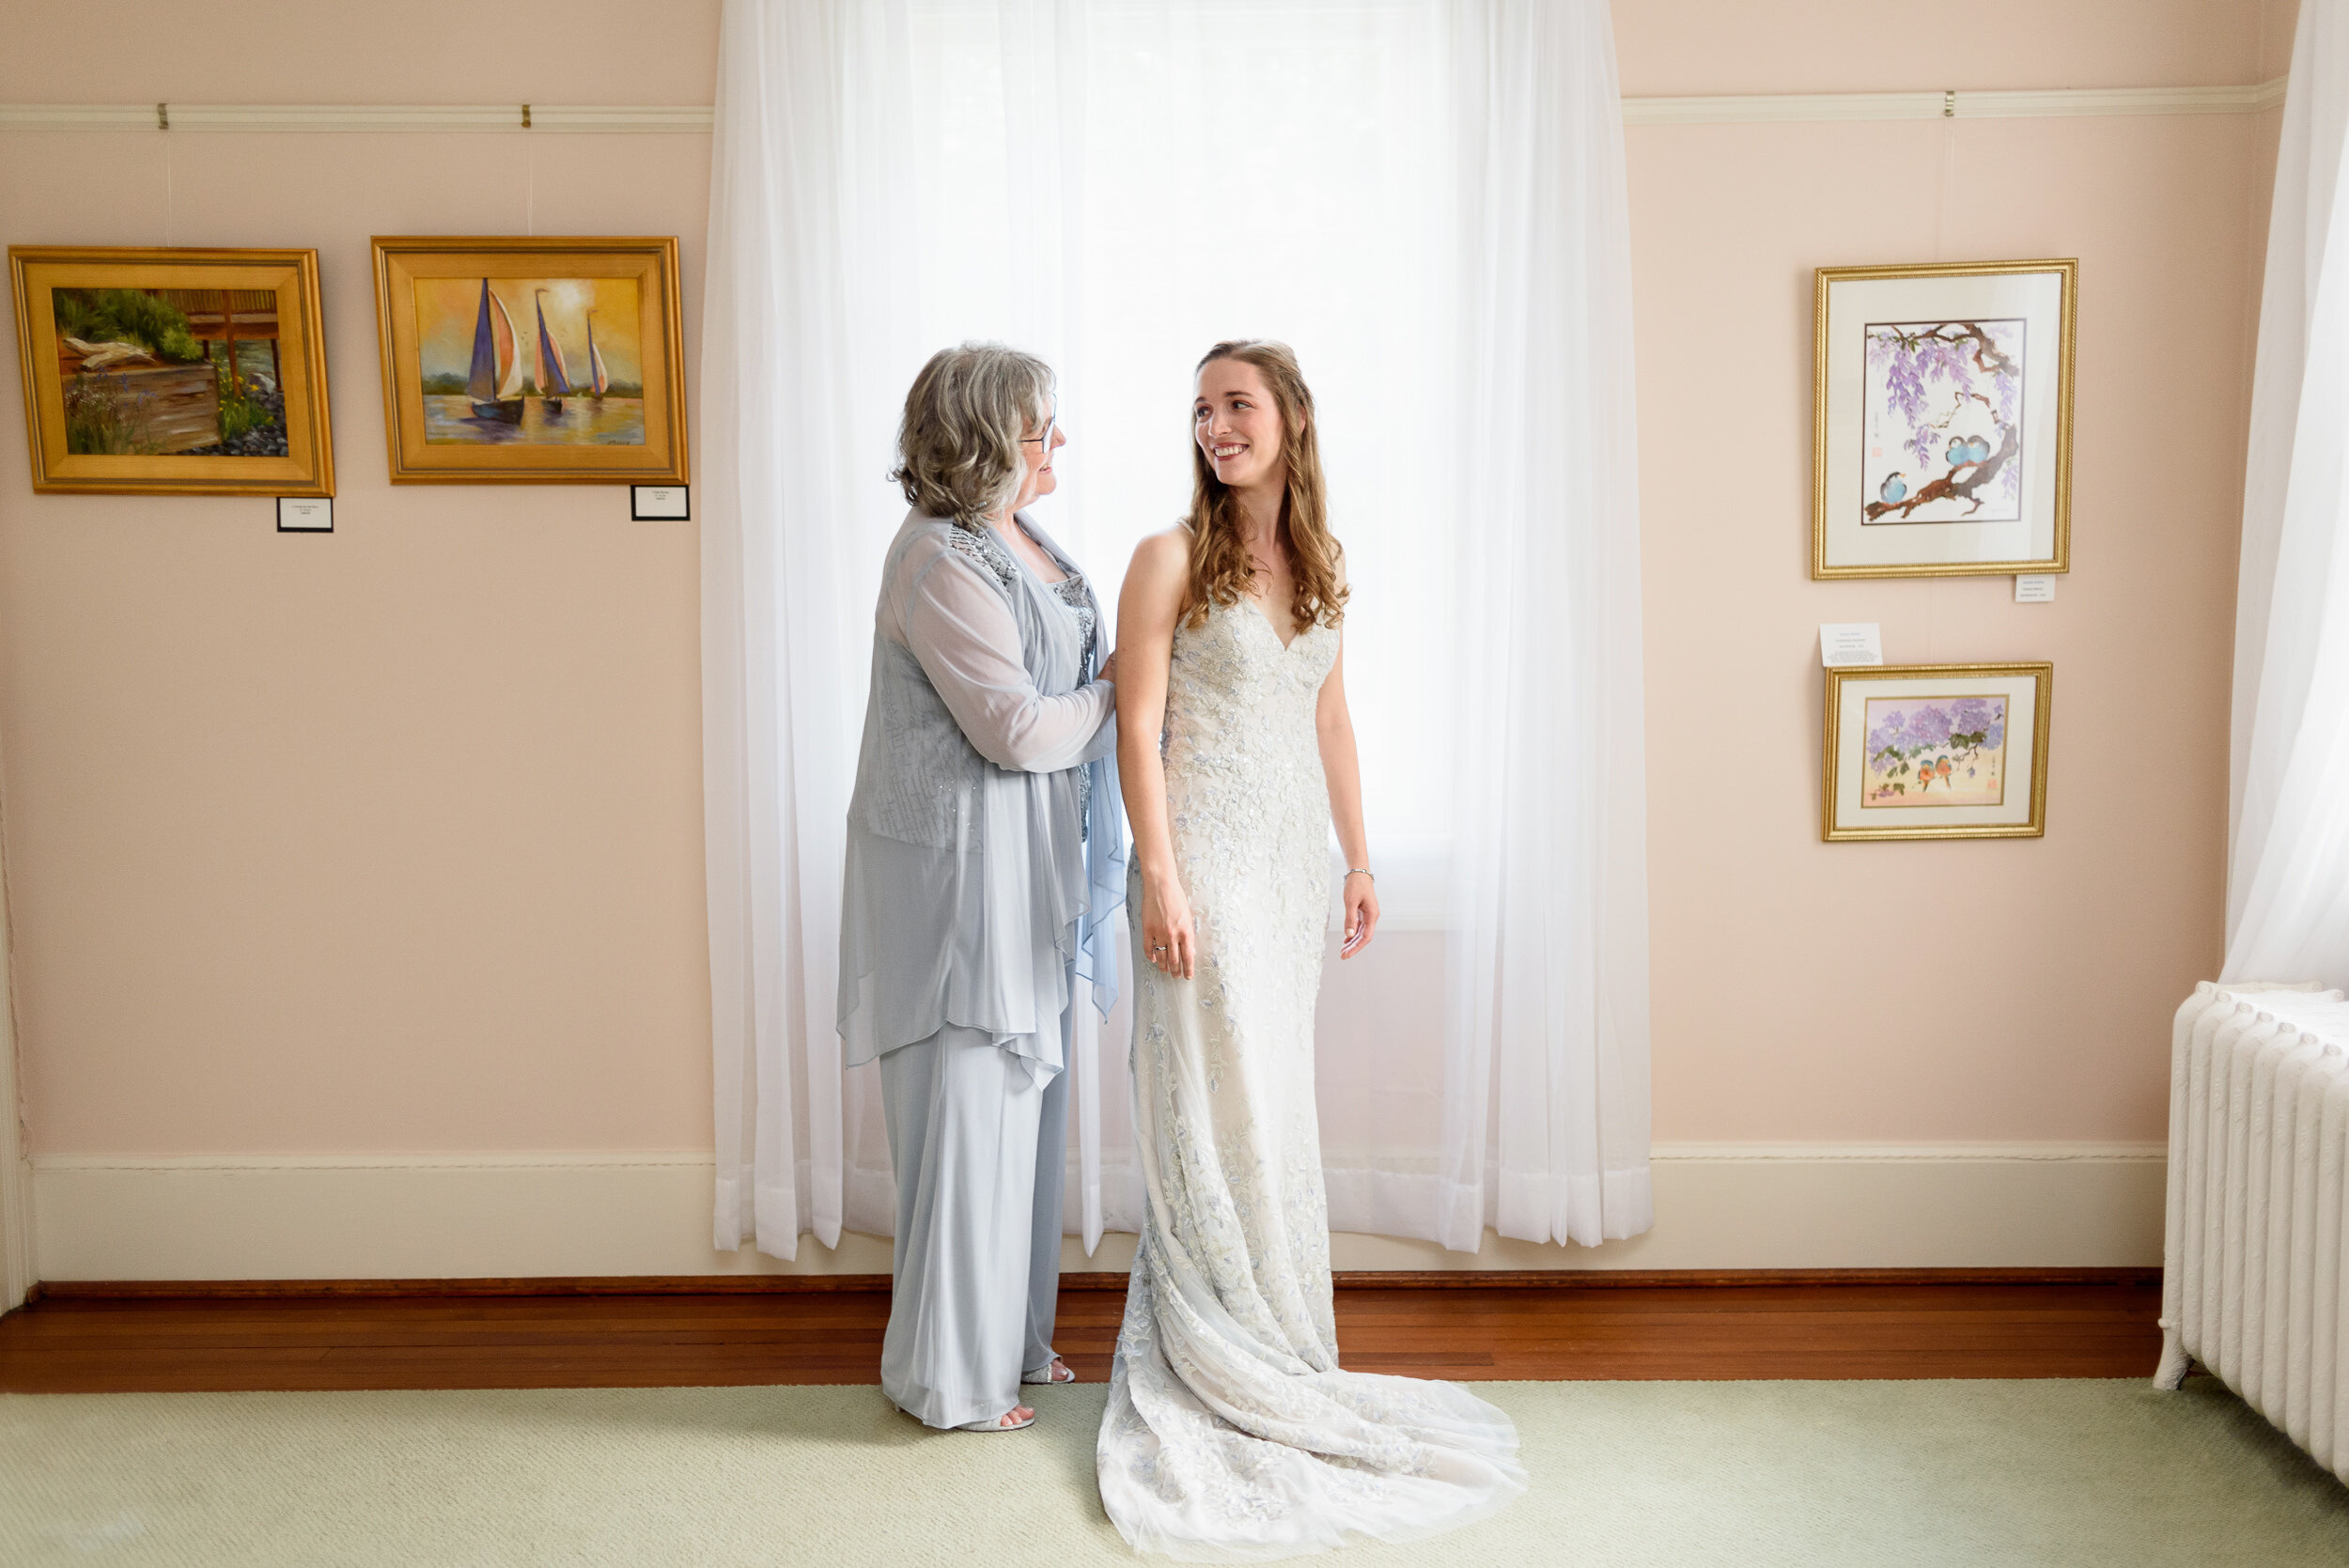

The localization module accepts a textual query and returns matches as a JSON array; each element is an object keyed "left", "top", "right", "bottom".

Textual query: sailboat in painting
[
  {"left": 585, "top": 310, "right": 610, "bottom": 399},
  {"left": 534, "top": 288, "right": 571, "bottom": 413},
  {"left": 465, "top": 279, "right": 524, "bottom": 423}
]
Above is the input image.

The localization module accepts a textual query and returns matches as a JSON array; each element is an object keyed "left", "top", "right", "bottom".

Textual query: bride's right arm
[{"left": 1116, "top": 529, "right": 1196, "bottom": 980}]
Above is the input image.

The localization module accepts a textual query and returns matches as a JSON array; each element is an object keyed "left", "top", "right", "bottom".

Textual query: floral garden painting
[
  {"left": 51, "top": 286, "right": 287, "bottom": 457},
  {"left": 1862, "top": 694, "right": 2007, "bottom": 809},
  {"left": 1861, "top": 318, "right": 2024, "bottom": 527}
]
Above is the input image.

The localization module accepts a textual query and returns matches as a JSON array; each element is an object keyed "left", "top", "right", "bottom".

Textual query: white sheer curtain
[
  {"left": 1438, "top": 0, "right": 1652, "bottom": 1249},
  {"left": 2227, "top": 0, "right": 2349, "bottom": 993},
  {"left": 703, "top": 0, "right": 1650, "bottom": 1259}
]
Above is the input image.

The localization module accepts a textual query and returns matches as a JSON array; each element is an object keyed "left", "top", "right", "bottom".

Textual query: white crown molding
[
  {"left": 1623, "top": 78, "right": 2287, "bottom": 126},
  {"left": 0, "top": 81, "right": 2289, "bottom": 136},
  {"left": 0, "top": 103, "right": 157, "bottom": 130},
  {"left": 0, "top": 103, "right": 719, "bottom": 133}
]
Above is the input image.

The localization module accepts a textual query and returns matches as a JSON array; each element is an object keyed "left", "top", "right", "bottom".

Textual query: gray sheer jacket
[{"left": 838, "top": 508, "right": 1125, "bottom": 1081}]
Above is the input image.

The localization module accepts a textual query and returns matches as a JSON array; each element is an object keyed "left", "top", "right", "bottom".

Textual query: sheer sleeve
[{"left": 897, "top": 551, "right": 1113, "bottom": 772}]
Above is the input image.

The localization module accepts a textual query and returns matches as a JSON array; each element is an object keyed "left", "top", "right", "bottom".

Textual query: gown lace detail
[{"left": 1097, "top": 600, "right": 1525, "bottom": 1561}]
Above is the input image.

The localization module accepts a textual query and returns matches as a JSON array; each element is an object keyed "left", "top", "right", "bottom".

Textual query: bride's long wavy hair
[{"left": 1182, "top": 340, "right": 1347, "bottom": 632}]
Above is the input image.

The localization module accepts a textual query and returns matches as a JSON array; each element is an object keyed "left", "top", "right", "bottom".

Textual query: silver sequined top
[
  {"left": 1048, "top": 573, "right": 1098, "bottom": 822},
  {"left": 953, "top": 524, "right": 1100, "bottom": 827}
]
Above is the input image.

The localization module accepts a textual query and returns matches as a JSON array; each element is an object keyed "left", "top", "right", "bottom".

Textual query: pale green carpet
[{"left": 7, "top": 1379, "right": 2349, "bottom": 1566}]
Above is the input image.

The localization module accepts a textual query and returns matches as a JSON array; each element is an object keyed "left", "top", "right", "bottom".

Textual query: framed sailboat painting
[{"left": 371, "top": 237, "right": 687, "bottom": 484}]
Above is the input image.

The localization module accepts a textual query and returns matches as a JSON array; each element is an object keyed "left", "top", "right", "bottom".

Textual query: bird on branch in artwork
[
  {"left": 1945, "top": 434, "right": 1991, "bottom": 468},
  {"left": 1879, "top": 473, "right": 1908, "bottom": 505},
  {"left": 1866, "top": 423, "right": 2018, "bottom": 522}
]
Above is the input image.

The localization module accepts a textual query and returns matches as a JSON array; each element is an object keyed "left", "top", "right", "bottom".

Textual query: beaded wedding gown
[{"left": 1096, "top": 599, "right": 1525, "bottom": 1561}]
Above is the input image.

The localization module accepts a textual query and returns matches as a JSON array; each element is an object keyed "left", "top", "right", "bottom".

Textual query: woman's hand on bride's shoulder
[
  {"left": 1142, "top": 871, "right": 1197, "bottom": 981},
  {"left": 1340, "top": 872, "right": 1379, "bottom": 959}
]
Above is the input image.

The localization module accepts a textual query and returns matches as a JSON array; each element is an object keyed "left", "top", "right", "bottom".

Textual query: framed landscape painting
[
  {"left": 371, "top": 236, "right": 687, "bottom": 484},
  {"left": 9, "top": 245, "right": 334, "bottom": 496},
  {"left": 1822, "top": 663, "right": 2052, "bottom": 842},
  {"left": 1812, "top": 260, "right": 2075, "bottom": 579}
]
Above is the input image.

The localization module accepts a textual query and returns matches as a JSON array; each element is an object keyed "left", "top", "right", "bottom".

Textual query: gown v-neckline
[{"left": 1242, "top": 594, "right": 1304, "bottom": 651}]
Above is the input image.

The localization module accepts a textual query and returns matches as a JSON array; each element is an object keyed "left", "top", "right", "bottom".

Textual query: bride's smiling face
[{"left": 1194, "top": 359, "right": 1284, "bottom": 492}]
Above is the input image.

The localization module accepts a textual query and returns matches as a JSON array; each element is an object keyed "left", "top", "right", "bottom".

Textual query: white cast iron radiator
[{"left": 2157, "top": 981, "right": 2349, "bottom": 1479}]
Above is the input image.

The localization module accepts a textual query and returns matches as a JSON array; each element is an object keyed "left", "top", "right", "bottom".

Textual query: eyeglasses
[{"left": 1020, "top": 407, "right": 1058, "bottom": 447}]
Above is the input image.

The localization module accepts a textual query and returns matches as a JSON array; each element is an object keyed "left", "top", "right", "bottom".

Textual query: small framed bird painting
[
  {"left": 1822, "top": 662, "right": 2052, "bottom": 841},
  {"left": 1812, "top": 260, "right": 2075, "bottom": 579}
]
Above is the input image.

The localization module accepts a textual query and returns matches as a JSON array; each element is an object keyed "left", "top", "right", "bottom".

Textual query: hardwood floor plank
[{"left": 0, "top": 1278, "right": 2165, "bottom": 1393}]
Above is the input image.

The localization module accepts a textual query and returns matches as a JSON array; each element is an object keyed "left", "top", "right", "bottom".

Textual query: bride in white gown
[{"left": 1098, "top": 340, "right": 1525, "bottom": 1560}]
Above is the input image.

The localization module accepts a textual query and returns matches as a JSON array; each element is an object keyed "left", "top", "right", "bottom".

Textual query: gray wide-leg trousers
[{"left": 878, "top": 1004, "right": 1070, "bottom": 1429}]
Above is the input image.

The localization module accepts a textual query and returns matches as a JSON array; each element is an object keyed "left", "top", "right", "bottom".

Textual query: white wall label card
[
  {"left": 1819, "top": 622, "right": 1884, "bottom": 668},
  {"left": 631, "top": 485, "right": 690, "bottom": 520},
  {"left": 2014, "top": 574, "right": 2056, "bottom": 602},
  {"left": 276, "top": 497, "right": 332, "bottom": 533}
]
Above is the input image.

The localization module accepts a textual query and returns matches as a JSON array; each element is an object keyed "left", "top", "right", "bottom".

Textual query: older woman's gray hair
[{"left": 891, "top": 342, "right": 1054, "bottom": 528}]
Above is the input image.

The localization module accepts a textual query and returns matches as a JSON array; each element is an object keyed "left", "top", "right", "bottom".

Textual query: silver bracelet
[{"left": 1345, "top": 867, "right": 1374, "bottom": 881}]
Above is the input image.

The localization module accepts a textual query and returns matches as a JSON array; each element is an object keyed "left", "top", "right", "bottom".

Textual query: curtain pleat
[
  {"left": 2227, "top": 0, "right": 2349, "bottom": 993},
  {"left": 1439, "top": 0, "right": 1652, "bottom": 1250}
]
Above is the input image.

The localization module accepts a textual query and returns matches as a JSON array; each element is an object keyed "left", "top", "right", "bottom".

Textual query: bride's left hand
[{"left": 1340, "top": 873, "right": 1379, "bottom": 959}]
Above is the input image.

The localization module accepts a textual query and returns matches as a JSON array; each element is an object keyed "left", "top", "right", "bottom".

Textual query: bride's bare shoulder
[
  {"left": 1124, "top": 526, "right": 1191, "bottom": 602},
  {"left": 1128, "top": 525, "right": 1191, "bottom": 574}
]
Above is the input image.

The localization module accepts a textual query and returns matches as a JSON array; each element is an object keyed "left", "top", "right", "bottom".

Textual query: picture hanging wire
[{"left": 1931, "top": 116, "right": 1957, "bottom": 262}]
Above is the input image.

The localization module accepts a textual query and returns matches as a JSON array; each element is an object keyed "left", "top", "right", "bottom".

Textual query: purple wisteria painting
[
  {"left": 1861, "top": 694, "right": 2007, "bottom": 809},
  {"left": 1860, "top": 318, "right": 2024, "bottom": 527}
]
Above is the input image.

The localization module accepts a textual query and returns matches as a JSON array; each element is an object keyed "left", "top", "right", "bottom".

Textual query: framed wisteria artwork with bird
[
  {"left": 1812, "top": 260, "right": 2075, "bottom": 578},
  {"left": 1821, "top": 663, "right": 2052, "bottom": 841}
]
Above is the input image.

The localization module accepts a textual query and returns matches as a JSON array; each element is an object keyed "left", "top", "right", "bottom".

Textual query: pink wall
[
  {"left": 0, "top": 0, "right": 2292, "bottom": 1157},
  {"left": 0, "top": 2, "right": 719, "bottom": 1154},
  {"left": 1635, "top": 111, "right": 2267, "bottom": 1140},
  {"left": 1612, "top": 0, "right": 2277, "bottom": 94}
]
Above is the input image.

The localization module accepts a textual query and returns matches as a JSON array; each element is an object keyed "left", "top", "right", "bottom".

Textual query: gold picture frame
[
  {"left": 1812, "top": 259, "right": 2076, "bottom": 579},
  {"left": 371, "top": 236, "right": 688, "bottom": 485},
  {"left": 9, "top": 245, "right": 334, "bottom": 497},
  {"left": 1822, "top": 662, "right": 2052, "bottom": 841}
]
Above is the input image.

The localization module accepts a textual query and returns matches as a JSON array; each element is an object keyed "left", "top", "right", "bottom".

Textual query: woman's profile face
[
  {"left": 1008, "top": 404, "right": 1065, "bottom": 514},
  {"left": 1194, "top": 359, "right": 1284, "bottom": 492}
]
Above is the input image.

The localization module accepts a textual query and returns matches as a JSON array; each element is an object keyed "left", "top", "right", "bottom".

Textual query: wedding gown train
[{"left": 1097, "top": 599, "right": 1525, "bottom": 1560}]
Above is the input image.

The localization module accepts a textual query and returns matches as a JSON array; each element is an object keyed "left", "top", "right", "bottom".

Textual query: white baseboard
[
  {"left": 27, "top": 1142, "right": 2166, "bottom": 1283},
  {"left": 0, "top": 81, "right": 2288, "bottom": 135}
]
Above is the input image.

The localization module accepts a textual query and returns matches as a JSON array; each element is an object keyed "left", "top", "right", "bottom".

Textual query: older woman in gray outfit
[{"left": 840, "top": 343, "right": 1124, "bottom": 1433}]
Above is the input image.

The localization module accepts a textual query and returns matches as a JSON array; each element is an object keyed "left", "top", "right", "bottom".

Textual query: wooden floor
[{"left": 0, "top": 1273, "right": 2164, "bottom": 1393}]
